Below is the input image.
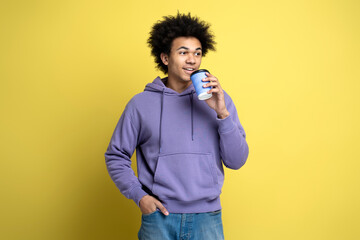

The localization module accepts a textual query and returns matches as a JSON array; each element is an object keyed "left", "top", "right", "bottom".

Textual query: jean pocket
[
  {"left": 152, "top": 153, "right": 220, "bottom": 202},
  {"left": 208, "top": 209, "right": 222, "bottom": 216},
  {"left": 142, "top": 210, "right": 158, "bottom": 217}
]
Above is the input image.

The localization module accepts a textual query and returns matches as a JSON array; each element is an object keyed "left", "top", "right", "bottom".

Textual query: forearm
[
  {"left": 105, "top": 150, "right": 147, "bottom": 205},
  {"left": 218, "top": 116, "right": 249, "bottom": 169},
  {"left": 217, "top": 97, "right": 249, "bottom": 169},
  {"left": 104, "top": 113, "right": 148, "bottom": 206}
]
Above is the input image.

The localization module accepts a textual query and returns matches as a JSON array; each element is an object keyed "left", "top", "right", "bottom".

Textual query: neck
[{"left": 165, "top": 76, "right": 192, "bottom": 93}]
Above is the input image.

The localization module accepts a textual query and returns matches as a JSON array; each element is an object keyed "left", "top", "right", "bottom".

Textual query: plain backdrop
[{"left": 1, "top": 0, "right": 359, "bottom": 239}]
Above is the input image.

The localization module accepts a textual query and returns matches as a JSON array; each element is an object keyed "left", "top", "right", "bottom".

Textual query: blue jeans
[{"left": 138, "top": 210, "right": 224, "bottom": 240}]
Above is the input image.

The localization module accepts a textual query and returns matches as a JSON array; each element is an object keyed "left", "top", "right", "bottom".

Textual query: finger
[
  {"left": 205, "top": 72, "right": 214, "bottom": 78},
  {"left": 203, "top": 82, "right": 219, "bottom": 88},
  {"left": 208, "top": 88, "right": 221, "bottom": 94},
  {"left": 204, "top": 83, "right": 223, "bottom": 92},
  {"left": 155, "top": 201, "right": 169, "bottom": 216},
  {"left": 202, "top": 76, "right": 217, "bottom": 82}
]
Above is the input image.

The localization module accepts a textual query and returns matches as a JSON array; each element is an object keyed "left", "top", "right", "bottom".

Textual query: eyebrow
[{"left": 176, "top": 46, "right": 202, "bottom": 51}]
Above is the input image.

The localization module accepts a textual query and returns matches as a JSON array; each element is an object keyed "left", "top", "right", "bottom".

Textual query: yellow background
[{"left": 1, "top": 0, "right": 359, "bottom": 239}]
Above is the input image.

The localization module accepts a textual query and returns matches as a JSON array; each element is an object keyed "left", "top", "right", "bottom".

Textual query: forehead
[{"left": 171, "top": 37, "right": 202, "bottom": 50}]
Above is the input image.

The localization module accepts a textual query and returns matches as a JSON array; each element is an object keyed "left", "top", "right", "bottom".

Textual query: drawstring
[
  {"left": 189, "top": 91, "right": 194, "bottom": 141},
  {"left": 159, "top": 89, "right": 195, "bottom": 154},
  {"left": 159, "top": 88, "right": 165, "bottom": 153}
]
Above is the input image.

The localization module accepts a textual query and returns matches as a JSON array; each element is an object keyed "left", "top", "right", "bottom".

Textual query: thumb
[{"left": 155, "top": 200, "right": 169, "bottom": 216}]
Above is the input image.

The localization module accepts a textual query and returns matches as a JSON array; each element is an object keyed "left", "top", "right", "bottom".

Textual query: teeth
[{"left": 185, "top": 68, "right": 194, "bottom": 70}]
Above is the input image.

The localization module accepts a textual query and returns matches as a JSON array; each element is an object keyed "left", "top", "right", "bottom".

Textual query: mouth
[{"left": 183, "top": 67, "right": 196, "bottom": 75}]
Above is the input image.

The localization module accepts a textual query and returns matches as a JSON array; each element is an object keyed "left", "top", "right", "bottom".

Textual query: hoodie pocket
[{"left": 152, "top": 153, "right": 220, "bottom": 202}]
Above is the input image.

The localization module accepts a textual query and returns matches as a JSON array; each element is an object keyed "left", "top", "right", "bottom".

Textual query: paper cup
[{"left": 190, "top": 69, "right": 212, "bottom": 100}]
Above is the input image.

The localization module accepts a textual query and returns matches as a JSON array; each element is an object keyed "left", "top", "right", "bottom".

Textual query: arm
[
  {"left": 217, "top": 95, "right": 249, "bottom": 169},
  {"left": 104, "top": 107, "right": 148, "bottom": 206},
  {"left": 203, "top": 73, "right": 249, "bottom": 169},
  {"left": 105, "top": 103, "right": 169, "bottom": 215}
]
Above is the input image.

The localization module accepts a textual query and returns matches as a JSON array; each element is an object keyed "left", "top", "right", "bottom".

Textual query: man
[{"left": 105, "top": 13, "right": 249, "bottom": 240}]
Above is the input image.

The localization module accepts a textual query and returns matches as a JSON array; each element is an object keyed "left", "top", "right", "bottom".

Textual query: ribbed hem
[
  {"left": 161, "top": 197, "right": 221, "bottom": 213},
  {"left": 217, "top": 114, "right": 235, "bottom": 133},
  {"left": 130, "top": 186, "right": 149, "bottom": 206}
]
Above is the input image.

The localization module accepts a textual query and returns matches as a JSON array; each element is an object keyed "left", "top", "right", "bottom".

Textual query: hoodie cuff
[
  {"left": 217, "top": 114, "right": 236, "bottom": 134},
  {"left": 130, "top": 186, "right": 148, "bottom": 207}
]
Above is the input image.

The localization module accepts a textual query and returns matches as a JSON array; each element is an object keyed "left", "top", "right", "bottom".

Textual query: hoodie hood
[
  {"left": 144, "top": 77, "right": 196, "bottom": 153},
  {"left": 144, "top": 76, "right": 195, "bottom": 96}
]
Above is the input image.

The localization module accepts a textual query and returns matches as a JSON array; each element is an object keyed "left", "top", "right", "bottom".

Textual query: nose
[{"left": 186, "top": 53, "right": 196, "bottom": 64}]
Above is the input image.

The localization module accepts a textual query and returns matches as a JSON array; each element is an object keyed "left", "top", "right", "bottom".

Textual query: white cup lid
[{"left": 198, "top": 92, "right": 212, "bottom": 100}]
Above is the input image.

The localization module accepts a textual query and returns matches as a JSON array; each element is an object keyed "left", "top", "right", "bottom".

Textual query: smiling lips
[{"left": 183, "top": 67, "right": 196, "bottom": 75}]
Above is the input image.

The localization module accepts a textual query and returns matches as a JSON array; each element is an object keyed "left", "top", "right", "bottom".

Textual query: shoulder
[
  {"left": 124, "top": 91, "right": 160, "bottom": 116},
  {"left": 223, "top": 89, "right": 230, "bottom": 98},
  {"left": 127, "top": 91, "right": 158, "bottom": 107}
]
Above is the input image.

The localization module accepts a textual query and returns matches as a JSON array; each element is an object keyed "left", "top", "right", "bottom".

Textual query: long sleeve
[
  {"left": 104, "top": 109, "right": 148, "bottom": 206},
  {"left": 217, "top": 94, "right": 249, "bottom": 169}
]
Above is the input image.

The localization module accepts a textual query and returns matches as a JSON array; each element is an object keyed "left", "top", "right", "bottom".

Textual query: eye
[
  {"left": 179, "top": 51, "right": 187, "bottom": 55},
  {"left": 195, "top": 52, "right": 202, "bottom": 56}
]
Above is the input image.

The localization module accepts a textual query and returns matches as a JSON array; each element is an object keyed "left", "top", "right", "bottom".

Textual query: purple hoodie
[{"left": 105, "top": 76, "right": 249, "bottom": 213}]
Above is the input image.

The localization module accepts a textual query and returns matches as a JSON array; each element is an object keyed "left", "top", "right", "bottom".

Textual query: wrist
[
  {"left": 139, "top": 195, "right": 150, "bottom": 206},
  {"left": 217, "top": 110, "right": 230, "bottom": 119}
]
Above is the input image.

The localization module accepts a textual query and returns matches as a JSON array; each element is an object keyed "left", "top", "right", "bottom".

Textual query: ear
[{"left": 160, "top": 53, "right": 169, "bottom": 65}]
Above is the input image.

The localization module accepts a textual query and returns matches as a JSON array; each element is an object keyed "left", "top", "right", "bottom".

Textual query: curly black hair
[{"left": 147, "top": 12, "right": 216, "bottom": 74}]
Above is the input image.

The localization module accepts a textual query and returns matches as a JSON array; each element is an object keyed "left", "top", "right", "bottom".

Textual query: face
[{"left": 161, "top": 36, "right": 202, "bottom": 84}]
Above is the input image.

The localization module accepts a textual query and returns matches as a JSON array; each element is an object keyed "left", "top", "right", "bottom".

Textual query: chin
[{"left": 182, "top": 75, "right": 192, "bottom": 81}]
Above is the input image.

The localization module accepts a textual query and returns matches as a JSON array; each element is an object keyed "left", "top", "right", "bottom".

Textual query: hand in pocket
[{"left": 139, "top": 195, "right": 169, "bottom": 216}]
